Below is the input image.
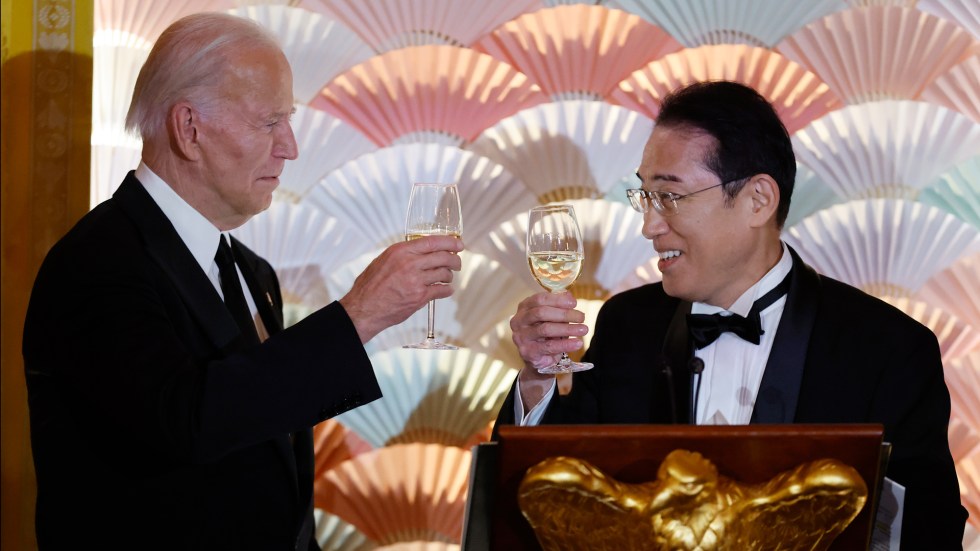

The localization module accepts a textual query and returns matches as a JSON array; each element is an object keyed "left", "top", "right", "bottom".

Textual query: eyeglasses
[{"left": 625, "top": 177, "right": 748, "bottom": 216}]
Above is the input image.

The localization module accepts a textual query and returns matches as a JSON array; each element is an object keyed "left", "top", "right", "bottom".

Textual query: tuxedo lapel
[
  {"left": 113, "top": 173, "right": 243, "bottom": 353},
  {"left": 229, "top": 236, "right": 283, "bottom": 336},
  {"left": 225, "top": 237, "right": 300, "bottom": 502},
  {"left": 662, "top": 300, "right": 693, "bottom": 424},
  {"left": 751, "top": 247, "right": 820, "bottom": 423}
]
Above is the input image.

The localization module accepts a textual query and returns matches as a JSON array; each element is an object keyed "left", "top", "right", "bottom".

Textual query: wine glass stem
[{"left": 426, "top": 299, "right": 436, "bottom": 340}]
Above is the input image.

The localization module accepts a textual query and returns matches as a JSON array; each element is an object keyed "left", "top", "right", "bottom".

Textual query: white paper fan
[
  {"left": 313, "top": 510, "right": 376, "bottom": 551},
  {"left": 472, "top": 4, "right": 682, "bottom": 100},
  {"left": 346, "top": 250, "right": 536, "bottom": 356},
  {"left": 92, "top": 43, "right": 149, "bottom": 145},
  {"left": 919, "top": 157, "right": 980, "bottom": 229},
  {"left": 334, "top": 348, "right": 516, "bottom": 448},
  {"left": 467, "top": 100, "right": 654, "bottom": 203},
  {"left": 608, "top": 258, "right": 663, "bottom": 296},
  {"left": 470, "top": 318, "right": 527, "bottom": 373},
  {"left": 791, "top": 100, "right": 980, "bottom": 200},
  {"left": 315, "top": 0, "right": 541, "bottom": 51},
  {"left": 307, "top": 143, "right": 533, "bottom": 250},
  {"left": 609, "top": 44, "right": 843, "bottom": 134},
  {"left": 880, "top": 297, "right": 980, "bottom": 363},
  {"left": 920, "top": 53, "right": 980, "bottom": 124},
  {"left": 919, "top": 0, "right": 980, "bottom": 39},
  {"left": 231, "top": 200, "right": 367, "bottom": 308},
  {"left": 608, "top": 0, "right": 847, "bottom": 47},
  {"left": 784, "top": 164, "right": 847, "bottom": 229},
  {"left": 313, "top": 45, "right": 547, "bottom": 146},
  {"left": 916, "top": 253, "right": 980, "bottom": 331},
  {"left": 276, "top": 104, "right": 377, "bottom": 201},
  {"left": 783, "top": 199, "right": 980, "bottom": 297},
  {"left": 317, "top": 443, "right": 471, "bottom": 545},
  {"left": 95, "top": 0, "right": 235, "bottom": 45},
  {"left": 776, "top": 6, "right": 976, "bottom": 103},
  {"left": 470, "top": 199, "right": 655, "bottom": 299},
  {"left": 227, "top": 4, "right": 374, "bottom": 104},
  {"left": 90, "top": 143, "right": 141, "bottom": 208}
]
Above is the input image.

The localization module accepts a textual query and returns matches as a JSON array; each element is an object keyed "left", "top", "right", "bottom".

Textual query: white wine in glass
[
  {"left": 526, "top": 204, "right": 593, "bottom": 374},
  {"left": 403, "top": 183, "right": 462, "bottom": 350}
]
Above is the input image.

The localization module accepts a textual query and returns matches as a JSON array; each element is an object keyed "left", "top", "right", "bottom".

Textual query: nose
[
  {"left": 641, "top": 208, "right": 669, "bottom": 240},
  {"left": 276, "top": 120, "right": 299, "bottom": 161}
]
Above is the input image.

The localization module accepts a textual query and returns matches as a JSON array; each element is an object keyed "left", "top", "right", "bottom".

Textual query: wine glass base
[
  {"left": 403, "top": 339, "right": 458, "bottom": 351},
  {"left": 537, "top": 361, "right": 593, "bottom": 375}
]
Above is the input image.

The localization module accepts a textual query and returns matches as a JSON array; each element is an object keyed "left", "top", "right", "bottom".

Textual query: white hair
[{"left": 124, "top": 12, "right": 281, "bottom": 143}]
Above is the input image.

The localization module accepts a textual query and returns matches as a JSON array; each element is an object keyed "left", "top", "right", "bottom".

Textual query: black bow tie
[{"left": 687, "top": 272, "right": 791, "bottom": 350}]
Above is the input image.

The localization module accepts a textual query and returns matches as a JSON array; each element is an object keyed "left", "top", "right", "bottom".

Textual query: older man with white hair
[{"left": 23, "top": 12, "right": 462, "bottom": 550}]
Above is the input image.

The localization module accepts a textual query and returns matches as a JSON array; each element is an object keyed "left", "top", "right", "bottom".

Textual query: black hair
[{"left": 656, "top": 80, "right": 796, "bottom": 228}]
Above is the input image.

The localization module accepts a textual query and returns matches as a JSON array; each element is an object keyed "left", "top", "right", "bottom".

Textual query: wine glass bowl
[
  {"left": 403, "top": 183, "right": 462, "bottom": 350},
  {"left": 526, "top": 205, "right": 594, "bottom": 374}
]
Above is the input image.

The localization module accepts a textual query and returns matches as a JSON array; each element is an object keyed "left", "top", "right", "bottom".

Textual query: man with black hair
[{"left": 494, "top": 80, "right": 966, "bottom": 549}]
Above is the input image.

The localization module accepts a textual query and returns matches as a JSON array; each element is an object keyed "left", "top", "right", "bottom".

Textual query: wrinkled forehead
[{"left": 215, "top": 46, "right": 293, "bottom": 106}]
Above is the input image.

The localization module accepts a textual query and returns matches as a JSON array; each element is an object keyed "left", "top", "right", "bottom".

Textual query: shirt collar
[
  {"left": 135, "top": 161, "right": 222, "bottom": 275},
  {"left": 692, "top": 242, "right": 793, "bottom": 317}
]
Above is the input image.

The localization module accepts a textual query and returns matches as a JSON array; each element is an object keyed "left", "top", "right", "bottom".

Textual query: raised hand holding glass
[
  {"left": 526, "top": 204, "right": 594, "bottom": 374},
  {"left": 403, "top": 183, "right": 462, "bottom": 350}
]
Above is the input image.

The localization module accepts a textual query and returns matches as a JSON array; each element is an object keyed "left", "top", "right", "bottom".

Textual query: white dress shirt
[
  {"left": 135, "top": 162, "right": 263, "bottom": 334},
  {"left": 516, "top": 243, "right": 793, "bottom": 426}
]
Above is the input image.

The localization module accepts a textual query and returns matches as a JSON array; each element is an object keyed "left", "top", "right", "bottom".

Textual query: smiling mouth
[{"left": 658, "top": 250, "right": 681, "bottom": 260}]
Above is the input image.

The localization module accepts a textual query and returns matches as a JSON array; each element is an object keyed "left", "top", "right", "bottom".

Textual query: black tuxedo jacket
[
  {"left": 495, "top": 247, "right": 966, "bottom": 549},
  {"left": 24, "top": 173, "right": 382, "bottom": 550}
]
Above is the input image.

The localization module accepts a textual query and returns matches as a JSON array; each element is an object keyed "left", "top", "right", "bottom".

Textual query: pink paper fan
[
  {"left": 920, "top": 53, "right": 980, "bottom": 124},
  {"left": 916, "top": 253, "right": 980, "bottom": 331},
  {"left": 315, "top": 0, "right": 541, "bottom": 51},
  {"left": 313, "top": 45, "right": 547, "bottom": 146},
  {"left": 881, "top": 297, "right": 980, "bottom": 364},
  {"left": 777, "top": 6, "right": 976, "bottom": 103},
  {"left": 610, "top": 44, "right": 843, "bottom": 133},
  {"left": 472, "top": 4, "right": 683, "bottom": 100}
]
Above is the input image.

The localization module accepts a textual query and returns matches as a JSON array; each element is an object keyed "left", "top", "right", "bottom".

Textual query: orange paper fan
[
  {"left": 318, "top": 443, "right": 471, "bottom": 545},
  {"left": 315, "top": 0, "right": 541, "bottom": 51},
  {"left": 313, "top": 420, "right": 373, "bottom": 510},
  {"left": 313, "top": 45, "right": 547, "bottom": 146},
  {"left": 610, "top": 44, "right": 843, "bottom": 133},
  {"left": 472, "top": 4, "right": 682, "bottom": 100},
  {"left": 776, "top": 6, "right": 976, "bottom": 103}
]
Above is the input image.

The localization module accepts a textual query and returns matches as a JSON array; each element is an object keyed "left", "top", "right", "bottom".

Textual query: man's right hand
[
  {"left": 510, "top": 291, "right": 589, "bottom": 410},
  {"left": 339, "top": 235, "right": 463, "bottom": 344}
]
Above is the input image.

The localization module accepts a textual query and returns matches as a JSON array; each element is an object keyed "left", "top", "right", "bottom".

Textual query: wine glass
[
  {"left": 526, "top": 204, "right": 594, "bottom": 374},
  {"left": 402, "top": 183, "right": 463, "bottom": 350}
]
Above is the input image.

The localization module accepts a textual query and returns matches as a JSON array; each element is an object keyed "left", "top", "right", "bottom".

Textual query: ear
[
  {"left": 168, "top": 102, "right": 202, "bottom": 161},
  {"left": 745, "top": 174, "right": 780, "bottom": 229}
]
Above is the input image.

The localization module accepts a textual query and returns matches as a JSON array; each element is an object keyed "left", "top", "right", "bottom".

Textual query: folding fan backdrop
[{"left": 92, "top": 0, "right": 980, "bottom": 547}]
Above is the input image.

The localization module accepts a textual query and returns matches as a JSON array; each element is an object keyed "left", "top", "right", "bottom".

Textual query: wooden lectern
[{"left": 462, "top": 424, "right": 886, "bottom": 550}]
